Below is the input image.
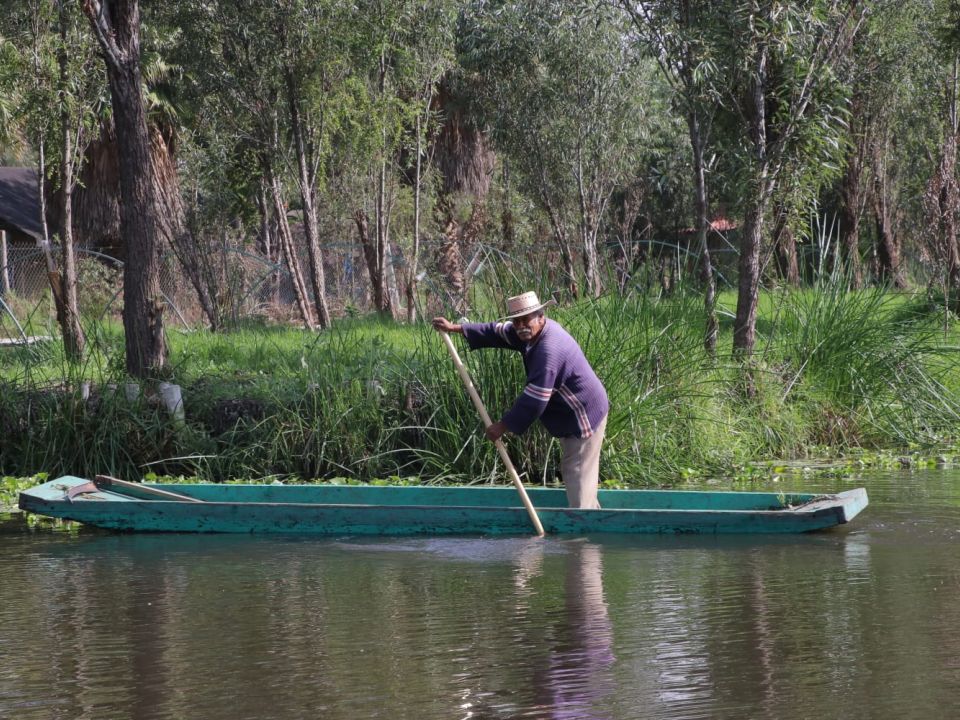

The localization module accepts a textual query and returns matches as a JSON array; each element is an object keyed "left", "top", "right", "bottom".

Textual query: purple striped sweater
[{"left": 462, "top": 318, "right": 609, "bottom": 439}]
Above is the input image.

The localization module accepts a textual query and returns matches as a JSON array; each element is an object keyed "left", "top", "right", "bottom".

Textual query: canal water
[{"left": 2, "top": 469, "right": 960, "bottom": 720}]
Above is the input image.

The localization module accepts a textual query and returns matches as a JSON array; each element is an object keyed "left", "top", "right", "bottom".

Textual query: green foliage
[
  {"left": 0, "top": 0, "right": 105, "bottom": 175},
  {"left": 1, "top": 473, "right": 82, "bottom": 530},
  {"left": 5, "top": 0, "right": 960, "bottom": 492},
  {"left": 3, "top": 282, "right": 960, "bottom": 487},
  {"left": 0, "top": 474, "right": 44, "bottom": 511},
  {"left": 75, "top": 257, "right": 121, "bottom": 320},
  {"left": 461, "top": 0, "right": 660, "bottom": 293}
]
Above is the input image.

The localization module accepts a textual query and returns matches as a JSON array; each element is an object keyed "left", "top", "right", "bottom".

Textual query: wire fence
[
  {"left": 0, "top": 230, "right": 749, "bottom": 342},
  {"left": 5, "top": 234, "right": 927, "bottom": 345},
  {"left": 0, "top": 239, "right": 398, "bottom": 339}
]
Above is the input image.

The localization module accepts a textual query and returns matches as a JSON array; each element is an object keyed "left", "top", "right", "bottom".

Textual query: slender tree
[
  {"left": 719, "top": 0, "right": 864, "bottom": 357},
  {"left": 464, "top": 0, "right": 649, "bottom": 300},
  {"left": 274, "top": 0, "right": 353, "bottom": 329},
  {"left": 404, "top": 2, "right": 455, "bottom": 322},
  {"left": 54, "top": 0, "right": 88, "bottom": 359},
  {"left": 82, "top": 0, "right": 167, "bottom": 376},
  {"left": 3, "top": 1, "right": 94, "bottom": 358},
  {"left": 924, "top": 0, "right": 960, "bottom": 312},
  {"left": 21, "top": 3, "right": 71, "bottom": 351}
]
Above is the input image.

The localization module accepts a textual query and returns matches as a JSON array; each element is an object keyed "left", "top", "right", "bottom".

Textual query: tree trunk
[
  {"left": 256, "top": 185, "right": 280, "bottom": 304},
  {"left": 373, "top": 48, "right": 395, "bottom": 318},
  {"left": 0, "top": 230, "right": 9, "bottom": 295},
  {"left": 436, "top": 222, "right": 465, "bottom": 314},
  {"left": 687, "top": 110, "right": 718, "bottom": 354},
  {"left": 407, "top": 109, "right": 425, "bottom": 323},
  {"left": 173, "top": 206, "right": 222, "bottom": 331},
  {"left": 372, "top": 162, "right": 391, "bottom": 317},
  {"left": 36, "top": 137, "right": 69, "bottom": 320},
  {"left": 384, "top": 231, "right": 402, "bottom": 318},
  {"left": 541, "top": 196, "right": 578, "bottom": 299},
  {"left": 943, "top": 136, "right": 960, "bottom": 292},
  {"left": 556, "top": 228, "right": 578, "bottom": 300},
  {"left": 286, "top": 69, "right": 331, "bottom": 328},
  {"left": 30, "top": 4, "right": 67, "bottom": 332},
  {"left": 839, "top": 140, "right": 865, "bottom": 288},
  {"left": 57, "top": 0, "right": 86, "bottom": 360},
  {"left": 501, "top": 160, "right": 516, "bottom": 250},
  {"left": 613, "top": 182, "right": 643, "bottom": 294},
  {"left": 734, "top": 190, "right": 771, "bottom": 356},
  {"left": 435, "top": 196, "right": 489, "bottom": 315},
  {"left": 354, "top": 208, "right": 387, "bottom": 313},
  {"left": 576, "top": 147, "right": 602, "bottom": 298},
  {"left": 924, "top": 77, "right": 960, "bottom": 307},
  {"left": 270, "top": 172, "right": 315, "bottom": 329},
  {"left": 734, "top": 42, "right": 770, "bottom": 358},
  {"left": 82, "top": 0, "right": 166, "bottom": 378},
  {"left": 772, "top": 202, "right": 800, "bottom": 286},
  {"left": 872, "top": 175, "right": 904, "bottom": 289}
]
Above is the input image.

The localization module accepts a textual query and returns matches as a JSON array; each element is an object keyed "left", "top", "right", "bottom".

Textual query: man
[{"left": 433, "top": 291, "right": 609, "bottom": 509}]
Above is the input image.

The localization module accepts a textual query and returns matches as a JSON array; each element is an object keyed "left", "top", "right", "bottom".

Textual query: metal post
[{"left": 0, "top": 230, "right": 10, "bottom": 295}]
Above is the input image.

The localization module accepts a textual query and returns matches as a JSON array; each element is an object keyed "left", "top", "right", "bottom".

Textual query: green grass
[{"left": 2, "top": 284, "right": 960, "bottom": 486}]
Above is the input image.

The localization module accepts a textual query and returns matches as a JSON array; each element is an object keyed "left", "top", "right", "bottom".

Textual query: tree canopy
[{"left": 2, "top": 0, "right": 959, "bottom": 364}]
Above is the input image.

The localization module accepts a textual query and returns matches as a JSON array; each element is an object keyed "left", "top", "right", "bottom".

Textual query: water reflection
[
  {"left": 8, "top": 470, "right": 960, "bottom": 719},
  {"left": 528, "top": 541, "right": 615, "bottom": 720}
]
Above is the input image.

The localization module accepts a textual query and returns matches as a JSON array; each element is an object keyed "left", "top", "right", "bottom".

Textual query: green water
[{"left": 2, "top": 470, "right": 959, "bottom": 719}]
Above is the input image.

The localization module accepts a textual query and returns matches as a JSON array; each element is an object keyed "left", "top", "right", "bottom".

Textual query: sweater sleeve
[
  {"left": 501, "top": 359, "right": 558, "bottom": 435},
  {"left": 461, "top": 321, "right": 521, "bottom": 350}
]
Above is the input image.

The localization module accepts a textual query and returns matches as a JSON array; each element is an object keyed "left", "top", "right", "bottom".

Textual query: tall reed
[
  {"left": 771, "top": 281, "right": 960, "bottom": 445},
  {"left": 2, "top": 280, "right": 959, "bottom": 485}
]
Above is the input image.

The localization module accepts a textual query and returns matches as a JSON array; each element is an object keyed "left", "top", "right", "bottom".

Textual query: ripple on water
[{"left": 4, "top": 470, "right": 960, "bottom": 719}]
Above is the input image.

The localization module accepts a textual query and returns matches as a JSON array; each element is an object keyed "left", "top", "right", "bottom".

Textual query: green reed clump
[
  {"left": 566, "top": 293, "right": 730, "bottom": 482},
  {"left": 771, "top": 283, "right": 960, "bottom": 446},
  {"left": 3, "top": 280, "right": 960, "bottom": 485},
  {"left": 406, "top": 323, "right": 534, "bottom": 482},
  {"left": 0, "top": 380, "right": 182, "bottom": 478}
]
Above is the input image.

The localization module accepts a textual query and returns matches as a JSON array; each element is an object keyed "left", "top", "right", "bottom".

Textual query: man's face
[{"left": 513, "top": 312, "right": 545, "bottom": 342}]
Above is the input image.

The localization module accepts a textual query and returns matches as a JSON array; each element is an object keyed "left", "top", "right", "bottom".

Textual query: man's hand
[
  {"left": 485, "top": 420, "right": 508, "bottom": 442},
  {"left": 432, "top": 317, "right": 463, "bottom": 334}
]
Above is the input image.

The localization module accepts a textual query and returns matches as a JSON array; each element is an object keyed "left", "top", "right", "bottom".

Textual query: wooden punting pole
[{"left": 440, "top": 332, "right": 545, "bottom": 537}]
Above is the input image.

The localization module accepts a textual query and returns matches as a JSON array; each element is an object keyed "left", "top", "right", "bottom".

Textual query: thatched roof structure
[
  {"left": 45, "top": 122, "right": 182, "bottom": 261},
  {"left": 431, "top": 75, "right": 495, "bottom": 199},
  {"left": 0, "top": 167, "right": 42, "bottom": 244}
]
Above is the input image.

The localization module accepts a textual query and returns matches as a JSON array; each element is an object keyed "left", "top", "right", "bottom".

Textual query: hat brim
[{"left": 499, "top": 298, "right": 556, "bottom": 321}]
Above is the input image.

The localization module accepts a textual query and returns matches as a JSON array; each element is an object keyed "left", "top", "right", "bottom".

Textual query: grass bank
[{"left": 2, "top": 285, "right": 959, "bottom": 486}]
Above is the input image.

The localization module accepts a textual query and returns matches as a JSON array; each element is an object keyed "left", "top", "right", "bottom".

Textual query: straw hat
[{"left": 500, "top": 291, "right": 556, "bottom": 320}]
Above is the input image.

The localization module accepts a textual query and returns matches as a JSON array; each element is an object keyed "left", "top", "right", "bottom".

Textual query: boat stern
[
  {"left": 834, "top": 487, "right": 869, "bottom": 524},
  {"left": 18, "top": 476, "right": 103, "bottom": 518}
]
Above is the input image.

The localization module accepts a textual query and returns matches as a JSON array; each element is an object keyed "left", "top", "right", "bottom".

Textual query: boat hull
[{"left": 19, "top": 476, "right": 868, "bottom": 535}]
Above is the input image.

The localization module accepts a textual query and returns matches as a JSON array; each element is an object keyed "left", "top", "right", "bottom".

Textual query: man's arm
[
  {"left": 500, "top": 362, "right": 558, "bottom": 437},
  {"left": 432, "top": 317, "right": 463, "bottom": 334},
  {"left": 431, "top": 315, "right": 521, "bottom": 350}
]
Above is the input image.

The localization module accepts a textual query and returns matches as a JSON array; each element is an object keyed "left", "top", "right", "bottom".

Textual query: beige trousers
[{"left": 558, "top": 416, "right": 607, "bottom": 509}]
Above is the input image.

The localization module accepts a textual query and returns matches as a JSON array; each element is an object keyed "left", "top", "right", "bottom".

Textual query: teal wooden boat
[{"left": 18, "top": 475, "right": 868, "bottom": 535}]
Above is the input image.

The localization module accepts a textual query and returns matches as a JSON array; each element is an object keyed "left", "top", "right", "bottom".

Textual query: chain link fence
[
  {"left": 0, "top": 238, "right": 446, "bottom": 341},
  {"left": 0, "top": 230, "right": 746, "bottom": 343}
]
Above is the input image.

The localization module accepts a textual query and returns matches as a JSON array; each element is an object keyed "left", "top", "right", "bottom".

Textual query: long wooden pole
[
  {"left": 440, "top": 332, "right": 546, "bottom": 537},
  {"left": 95, "top": 475, "right": 203, "bottom": 503}
]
